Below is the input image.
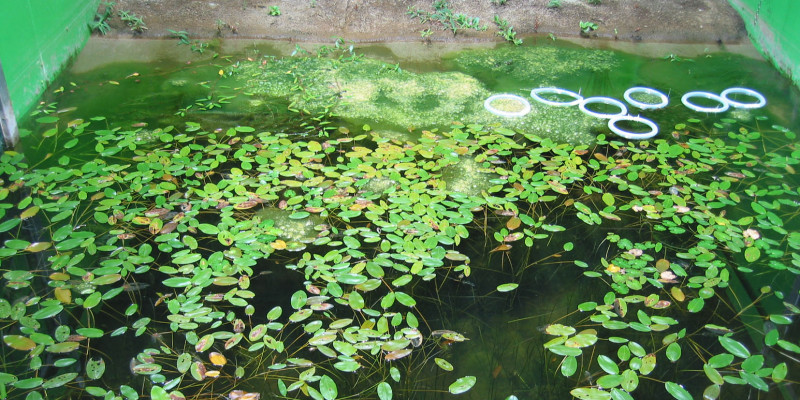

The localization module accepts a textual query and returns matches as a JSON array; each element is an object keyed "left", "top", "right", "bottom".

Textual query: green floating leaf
[
  {"left": 333, "top": 360, "right": 360, "bottom": 372},
  {"left": 75, "top": 328, "right": 104, "bottom": 338},
  {"left": 596, "top": 374, "right": 623, "bottom": 389},
  {"left": 772, "top": 362, "right": 787, "bottom": 383},
  {"left": 319, "top": 375, "right": 337, "bottom": 400},
  {"left": 666, "top": 342, "right": 681, "bottom": 362},
  {"left": 702, "top": 384, "right": 720, "bottom": 400},
  {"left": 744, "top": 247, "right": 760, "bottom": 262},
  {"left": 42, "top": 372, "right": 78, "bottom": 389},
  {"left": 570, "top": 387, "right": 611, "bottom": 400},
  {"left": 597, "top": 355, "right": 619, "bottom": 375},
  {"left": 718, "top": 336, "right": 750, "bottom": 358},
  {"left": 545, "top": 324, "right": 576, "bottom": 336},
  {"left": 86, "top": 358, "right": 106, "bottom": 380},
  {"left": 621, "top": 369, "right": 638, "bottom": 392},
  {"left": 377, "top": 382, "right": 393, "bottom": 400},
  {"left": 4, "top": 335, "right": 36, "bottom": 351},
  {"left": 707, "top": 353, "right": 733, "bottom": 369},
  {"left": 448, "top": 376, "right": 476, "bottom": 395},
  {"left": 665, "top": 382, "right": 692, "bottom": 400},
  {"left": 46, "top": 341, "right": 79, "bottom": 353},
  {"left": 561, "top": 356, "right": 577, "bottom": 377},
  {"left": 394, "top": 292, "right": 416, "bottom": 307},
  {"left": 435, "top": 358, "right": 454, "bottom": 371},
  {"left": 151, "top": 386, "right": 170, "bottom": 400},
  {"left": 496, "top": 283, "right": 518, "bottom": 292},
  {"left": 13, "top": 377, "right": 43, "bottom": 389}
]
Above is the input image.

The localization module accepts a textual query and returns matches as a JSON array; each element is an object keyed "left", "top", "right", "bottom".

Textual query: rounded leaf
[
  {"left": 496, "top": 283, "right": 518, "bottom": 293},
  {"left": 665, "top": 382, "right": 692, "bottom": 400},
  {"left": 86, "top": 358, "right": 106, "bottom": 380},
  {"left": 448, "top": 376, "right": 476, "bottom": 395},
  {"left": 718, "top": 336, "right": 750, "bottom": 358},
  {"left": 570, "top": 387, "right": 611, "bottom": 400},
  {"left": 319, "top": 375, "right": 337, "bottom": 400},
  {"left": 377, "top": 382, "right": 392, "bottom": 400},
  {"left": 435, "top": 358, "right": 454, "bottom": 371},
  {"left": 4, "top": 335, "right": 36, "bottom": 351}
]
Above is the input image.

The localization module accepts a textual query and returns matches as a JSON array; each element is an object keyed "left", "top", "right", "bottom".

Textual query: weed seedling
[
  {"left": 579, "top": 21, "right": 598, "bottom": 36},
  {"left": 118, "top": 10, "right": 147, "bottom": 33},
  {"left": 493, "top": 16, "right": 522, "bottom": 45},
  {"left": 269, "top": 6, "right": 281, "bottom": 16}
]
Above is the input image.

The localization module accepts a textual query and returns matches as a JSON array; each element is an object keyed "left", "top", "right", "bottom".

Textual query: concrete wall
[
  {"left": 0, "top": 0, "right": 101, "bottom": 121},
  {"left": 729, "top": 0, "right": 800, "bottom": 88}
]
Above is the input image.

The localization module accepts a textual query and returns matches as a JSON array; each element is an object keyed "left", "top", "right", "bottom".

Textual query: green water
[{"left": 2, "top": 38, "right": 799, "bottom": 400}]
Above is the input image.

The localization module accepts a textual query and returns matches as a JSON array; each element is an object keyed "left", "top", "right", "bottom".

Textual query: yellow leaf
[
  {"left": 55, "top": 287, "right": 72, "bottom": 304},
  {"left": 209, "top": 352, "right": 227, "bottom": 366}
]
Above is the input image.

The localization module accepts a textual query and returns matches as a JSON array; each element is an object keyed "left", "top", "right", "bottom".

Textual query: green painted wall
[
  {"left": 729, "top": 0, "right": 800, "bottom": 88},
  {"left": 0, "top": 0, "right": 101, "bottom": 121}
]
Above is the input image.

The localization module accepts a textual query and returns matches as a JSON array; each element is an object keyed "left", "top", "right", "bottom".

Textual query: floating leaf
[
  {"left": 4, "top": 335, "right": 36, "bottom": 351},
  {"left": 561, "top": 356, "right": 577, "bottom": 377},
  {"left": 86, "top": 358, "right": 106, "bottom": 380},
  {"left": 209, "top": 352, "right": 227, "bottom": 366},
  {"left": 377, "top": 382, "right": 392, "bottom": 400},
  {"left": 570, "top": 387, "right": 611, "bottom": 400},
  {"left": 545, "top": 324, "right": 576, "bottom": 336},
  {"left": 385, "top": 349, "right": 412, "bottom": 361},
  {"left": 718, "top": 336, "right": 750, "bottom": 358},
  {"left": 597, "top": 355, "right": 619, "bottom": 375},
  {"left": 448, "top": 376, "right": 476, "bottom": 395},
  {"left": 319, "top": 375, "right": 337, "bottom": 400},
  {"left": 665, "top": 382, "right": 692, "bottom": 400},
  {"left": 42, "top": 372, "right": 78, "bottom": 389},
  {"left": 132, "top": 363, "right": 162, "bottom": 375},
  {"left": 46, "top": 341, "right": 79, "bottom": 353},
  {"left": 703, "top": 384, "right": 721, "bottom": 400},
  {"left": 195, "top": 334, "right": 214, "bottom": 352},
  {"left": 435, "top": 358, "right": 454, "bottom": 371},
  {"left": 496, "top": 283, "right": 518, "bottom": 292},
  {"left": 743, "top": 247, "right": 760, "bottom": 262}
]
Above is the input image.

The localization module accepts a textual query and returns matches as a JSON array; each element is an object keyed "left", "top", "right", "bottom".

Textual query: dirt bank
[{"left": 101, "top": 0, "right": 747, "bottom": 44}]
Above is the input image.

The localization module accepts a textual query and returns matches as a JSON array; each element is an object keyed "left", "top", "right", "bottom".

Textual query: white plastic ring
[
  {"left": 624, "top": 87, "right": 669, "bottom": 110},
  {"left": 484, "top": 94, "right": 531, "bottom": 117},
  {"left": 721, "top": 87, "right": 766, "bottom": 109},
  {"left": 579, "top": 97, "right": 628, "bottom": 119},
  {"left": 681, "top": 91, "right": 729, "bottom": 113},
  {"left": 530, "top": 88, "right": 583, "bottom": 107},
  {"left": 608, "top": 115, "right": 659, "bottom": 140}
]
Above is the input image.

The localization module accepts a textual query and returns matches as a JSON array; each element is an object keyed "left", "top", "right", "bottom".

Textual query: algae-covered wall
[
  {"left": 729, "top": 0, "right": 800, "bottom": 88},
  {"left": 0, "top": 0, "right": 101, "bottom": 121}
]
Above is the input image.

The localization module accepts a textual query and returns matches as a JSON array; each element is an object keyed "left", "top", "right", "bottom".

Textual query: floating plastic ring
[
  {"left": 579, "top": 97, "right": 628, "bottom": 119},
  {"left": 608, "top": 115, "right": 659, "bottom": 140},
  {"left": 623, "top": 87, "right": 669, "bottom": 110},
  {"left": 484, "top": 94, "right": 531, "bottom": 117},
  {"left": 681, "top": 91, "right": 729, "bottom": 113},
  {"left": 720, "top": 87, "right": 766, "bottom": 109},
  {"left": 530, "top": 87, "right": 583, "bottom": 107}
]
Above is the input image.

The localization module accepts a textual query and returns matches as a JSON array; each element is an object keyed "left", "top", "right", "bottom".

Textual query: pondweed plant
[{"left": 1, "top": 44, "right": 799, "bottom": 400}]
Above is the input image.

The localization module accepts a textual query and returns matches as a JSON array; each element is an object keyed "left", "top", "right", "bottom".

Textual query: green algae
[
  {"left": 446, "top": 45, "right": 621, "bottom": 88},
  {"left": 233, "top": 54, "right": 603, "bottom": 144}
]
